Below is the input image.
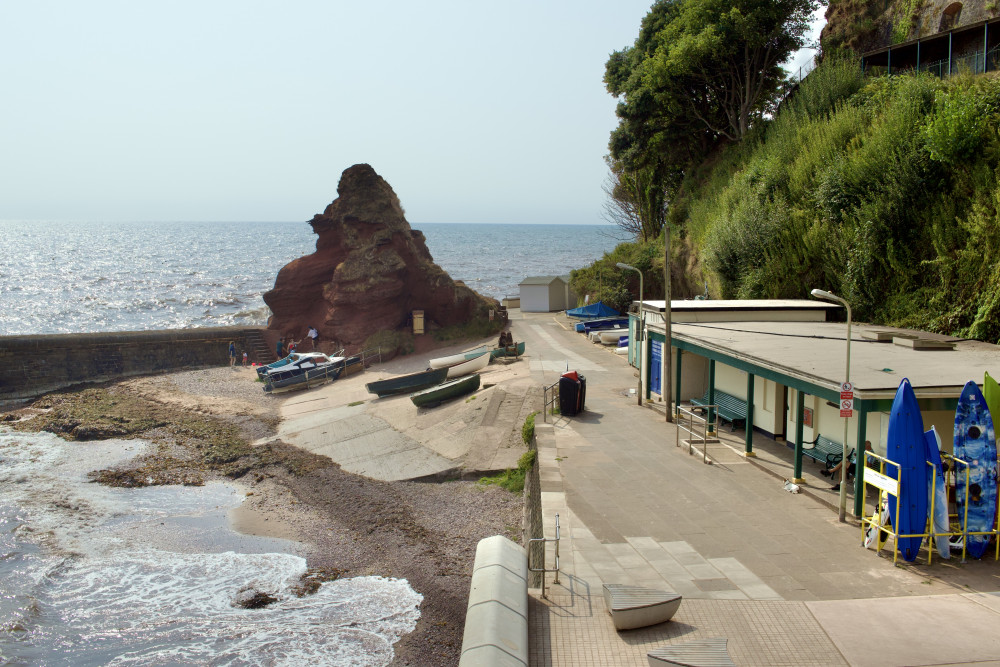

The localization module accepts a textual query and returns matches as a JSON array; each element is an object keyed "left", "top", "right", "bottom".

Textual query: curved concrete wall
[
  {"left": 459, "top": 535, "right": 528, "bottom": 667},
  {"left": 0, "top": 327, "right": 261, "bottom": 404}
]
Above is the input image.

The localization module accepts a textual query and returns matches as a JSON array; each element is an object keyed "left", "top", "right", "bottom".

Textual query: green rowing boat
[
  {"left": 410, "top": 373, "right": 481, "bottom": 408},
  {"left": 366, "top": 367, "right": 448, "bottom": 398}
]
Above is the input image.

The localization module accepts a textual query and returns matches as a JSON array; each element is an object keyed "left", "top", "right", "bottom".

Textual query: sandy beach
[{"left": 4, "top": 337, "right": 535, "bottom": 666}]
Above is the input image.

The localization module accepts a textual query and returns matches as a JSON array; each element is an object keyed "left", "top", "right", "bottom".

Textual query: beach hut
[{"left": 518, "top": 275, "right": 576, "bottom": 312}]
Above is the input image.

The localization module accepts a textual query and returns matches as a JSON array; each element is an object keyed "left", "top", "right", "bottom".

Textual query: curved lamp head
[{"left": 616, "top": 262, "right": 636, "bottom": 271}]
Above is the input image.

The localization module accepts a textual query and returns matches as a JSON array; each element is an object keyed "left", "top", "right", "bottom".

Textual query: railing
[
  {"left": 674, "top": 404, "right": 718, "bottom": 464},
  {"left": 528, "top": 513, "right": 560, "bottom": 599},
  {"left": 542, "top": 380, "right": 559, "bottom": 423},
  {"left": 356, "top": 345, "right": 381, "bottom": 369}
]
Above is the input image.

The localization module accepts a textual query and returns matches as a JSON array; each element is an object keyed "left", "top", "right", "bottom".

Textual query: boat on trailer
[
  {"left": 490, "top": 341, "right": 525, "bottom": 359},
  {"left": 263, "top": 353, "right": 350, "bottom": 393}
]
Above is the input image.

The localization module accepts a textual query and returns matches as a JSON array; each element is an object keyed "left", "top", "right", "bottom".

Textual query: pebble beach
[{"left": 1, "top": 357, "right": 527, "bottom": 666}]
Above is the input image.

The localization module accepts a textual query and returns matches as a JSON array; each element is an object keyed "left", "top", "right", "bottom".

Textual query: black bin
[{"left": 559, "top": 372, "right": 586, "bottom": 416}]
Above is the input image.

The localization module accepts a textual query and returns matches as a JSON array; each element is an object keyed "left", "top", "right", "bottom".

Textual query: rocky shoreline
[{"left": 4, "top": 365, "right": 524, "bottom": 666}]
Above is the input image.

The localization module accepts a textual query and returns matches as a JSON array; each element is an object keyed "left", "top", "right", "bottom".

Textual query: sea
[
  {"left": 0, "top": 219, "right": 618, "bottom": 665},
  {"left": 0, "top": 220, "right": 620, "bottom": 336}
]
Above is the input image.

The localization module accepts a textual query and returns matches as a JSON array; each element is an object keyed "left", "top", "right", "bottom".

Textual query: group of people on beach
[
  {"left": 229, "top": 326, "right": 322, "bottom": 368},
  {"left": 275, "top": 326, "right": 320, "bottom": 358}
]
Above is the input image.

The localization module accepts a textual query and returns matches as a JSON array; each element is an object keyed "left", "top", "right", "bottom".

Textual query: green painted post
[
  {"left": 708, "top": 359, "right": 717, "bottom": 431},
  {"left": 674, "top": 347, "right": 683, "bottom": 421},
  {"left": 853, "top": 408, "right": 869, "bottom": 518},
  {"left": 916, "top": 40, "right": 921, "bottom": 73},
  {"left": 745, "top": 373, "right": 755, "bottom": 454},
  {"left": 887, "top": 47, "right": 892, "bottom": 75},
  {"left": 948, "top": 32, "right": 953, "bottom": 76},
  {"left": 985, "top": 24, "right": 989, "bottom": 73},
  {"left": 794, "top": 390, "right": 805, "bottom": 482}
]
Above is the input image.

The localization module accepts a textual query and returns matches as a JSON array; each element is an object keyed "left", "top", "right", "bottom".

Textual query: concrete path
[{"left": 514, "top": 310, "right": 1000, "bottom": 666}]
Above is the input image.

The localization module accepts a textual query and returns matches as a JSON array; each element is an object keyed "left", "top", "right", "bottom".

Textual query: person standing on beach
[
  {"left": 276, "top": 337, "right": 284, "bottom": 359},
  {"left": 228, "top": 341, "right": 236, "bottom": 367},
  {"left": 308, "top": 326, "right": 319, "bottom": 350},
  {"left": 242, "top": 351, "right": 248, "bottom": 367}
]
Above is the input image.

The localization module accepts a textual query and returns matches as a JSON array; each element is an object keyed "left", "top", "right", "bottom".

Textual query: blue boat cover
[{"left": 566, "top": 301, "right": 621, "bottom": 319}]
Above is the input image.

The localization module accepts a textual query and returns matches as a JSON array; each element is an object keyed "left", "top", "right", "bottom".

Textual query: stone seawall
[{"left": 0, "top": 327, "right": 266, "bottom": 404}]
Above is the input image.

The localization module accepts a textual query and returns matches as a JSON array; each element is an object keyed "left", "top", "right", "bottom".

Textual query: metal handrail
[
  {"left": 528, "top": 513, "right": 560, "bottom": 599},
  {"left": 542, "top": 380, "right": 559, "bottom": 423},
  {"left": 675, "top": 404, "right": 717, "bottom": 464}
]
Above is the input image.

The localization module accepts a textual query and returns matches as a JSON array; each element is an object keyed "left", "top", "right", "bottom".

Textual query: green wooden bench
[
  {"left": 801, "top": 434, "right": 852, "bottom": 470},
  {"left": 690, "top": 389, "right": 747, "bottom": 432}
]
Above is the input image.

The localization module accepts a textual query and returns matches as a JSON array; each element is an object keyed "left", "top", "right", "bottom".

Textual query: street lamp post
[
  {"left": 810, "top": 288, "right": 852, "bottom": 523},
  {"left": 617, "top": 263, "right": 643, "bottom": 406}
]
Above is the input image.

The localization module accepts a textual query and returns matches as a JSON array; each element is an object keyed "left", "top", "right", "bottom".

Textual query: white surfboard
[{"left": 924, "top": 426, "right": 950, "bottom": 559}]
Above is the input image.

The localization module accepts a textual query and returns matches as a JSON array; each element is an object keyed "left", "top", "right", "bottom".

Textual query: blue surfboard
[
  {"left": 886, "top": 378, "right": 928, "bottom": 562},
  {"left": 953, "top": 381, "right": 998, "bottom": 560}
]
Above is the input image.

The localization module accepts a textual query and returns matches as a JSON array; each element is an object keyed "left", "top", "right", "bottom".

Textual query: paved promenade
[{"left": 514, "top": 311, "right": 1000, "bottom": 666}]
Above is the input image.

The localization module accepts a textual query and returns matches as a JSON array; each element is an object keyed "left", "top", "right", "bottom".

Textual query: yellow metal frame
[{"left": 861, "top": 452, "right": 1000, "bottom": 564}]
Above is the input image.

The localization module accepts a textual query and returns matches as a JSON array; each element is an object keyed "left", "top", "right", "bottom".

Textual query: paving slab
[{"left": 806, "top": 595, "right": 1000, "bottom": 667}]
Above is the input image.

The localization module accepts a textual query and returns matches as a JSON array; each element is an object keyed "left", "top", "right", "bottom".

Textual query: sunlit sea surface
[
  {"left": 0, "top": 429, "right": 422, "bottom": 666},
  {"left": 0, "top": 220, "right": 619, "bottom": 336}
]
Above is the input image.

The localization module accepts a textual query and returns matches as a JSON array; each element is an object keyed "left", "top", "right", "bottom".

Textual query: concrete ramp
[{"left": 277, "top": 403, "right": 455, "bottom": 481}]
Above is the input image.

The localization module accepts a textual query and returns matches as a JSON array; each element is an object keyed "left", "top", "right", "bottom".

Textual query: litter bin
[{"left": 559, "top": 371, "right": 586, "bottom": 417}]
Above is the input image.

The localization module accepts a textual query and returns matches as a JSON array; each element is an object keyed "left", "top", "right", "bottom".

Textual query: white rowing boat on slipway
[
  {"left": 599, "top": 329, "right": 625, "bottom": 345},
  {"left": 445, "top": 350, "right": 490, "bottom": 378},
  {"left": 428, "top": 345, "right": 490, "bottom": 369}
]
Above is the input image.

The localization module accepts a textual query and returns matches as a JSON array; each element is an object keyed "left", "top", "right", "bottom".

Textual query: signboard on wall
[{"left": 803, "top": 407, "right": 813, "bottom": 428}]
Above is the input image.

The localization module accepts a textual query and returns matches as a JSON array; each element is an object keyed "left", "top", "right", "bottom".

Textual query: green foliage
[
  {"left": 478, "top": 450, "right": 537, "bottom": 494},
  {"left": 521, "top": 411, "right": 538, "bottom": 444},
  {"left": 363, "top": 329, "right": 414, "bottom": 358},
  {"left": 921, "top": 84, "right": 992, "bottom": 163},
  {"left": 580, "top": 57, "right": 1000, "bottom": 344},
  {"left": 432, "top": 316, "right": 504, "bottom": 342}
]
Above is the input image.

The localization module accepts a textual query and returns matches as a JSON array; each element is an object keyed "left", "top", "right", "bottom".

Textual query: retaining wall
[{"left": 0, "top": 327, "right": 262, "bottom": 404}]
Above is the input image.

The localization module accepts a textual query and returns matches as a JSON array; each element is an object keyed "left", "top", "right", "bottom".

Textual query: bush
[
  {"left": 478, "top": 450, "right": 537, "bottom": 494},
  {"left": 362, "top": 329, "right": 414, "bottom": 360},
  {"left": 521, "top": 411, "right": 538, "bottom": 444}
]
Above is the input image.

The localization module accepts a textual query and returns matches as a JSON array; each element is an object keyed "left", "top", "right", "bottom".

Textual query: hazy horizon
[{"left": 1, "top": 2, "right": 824, "bottom": 226}]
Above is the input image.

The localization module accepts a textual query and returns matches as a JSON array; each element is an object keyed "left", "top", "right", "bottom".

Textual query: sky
[{"left": 0, "top": 1, "right": 825, "bottom": 225}]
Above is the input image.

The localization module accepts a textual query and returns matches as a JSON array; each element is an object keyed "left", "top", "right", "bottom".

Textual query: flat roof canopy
[
  {"left": 658, "top": 320, "right": 999, "bottom": 402},
  {"left": 637, "top": 299, "right": 840, "bottom": 314}
]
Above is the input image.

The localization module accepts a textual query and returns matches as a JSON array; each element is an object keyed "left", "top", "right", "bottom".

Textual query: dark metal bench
[
  {"left": 801, "top": 434, "right": 851, "bottom": 470},
  {"left": 690, "top": 389, "right": 747, "bottom": 432}
]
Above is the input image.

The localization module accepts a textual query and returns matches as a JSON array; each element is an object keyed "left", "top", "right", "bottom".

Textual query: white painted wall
[{"left": 519, "top": 285, "right": 551, "bottom": 312}]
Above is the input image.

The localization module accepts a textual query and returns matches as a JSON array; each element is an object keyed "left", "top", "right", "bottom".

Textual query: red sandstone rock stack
[{"left": 263, "top": 164, "right": 498, "bottom": 353}]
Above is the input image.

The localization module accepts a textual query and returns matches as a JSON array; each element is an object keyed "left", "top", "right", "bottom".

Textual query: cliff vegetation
[{"left": 581, "top": 0, "right": 1000, "bottom": 344}]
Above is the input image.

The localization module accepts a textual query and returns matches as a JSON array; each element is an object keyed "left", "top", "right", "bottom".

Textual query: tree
[
  {"left": 606, "top": 0, "right": 817, "bottom": 168},
  {"left": 602, "top": 157, "right": 667, "bottom": 242}
]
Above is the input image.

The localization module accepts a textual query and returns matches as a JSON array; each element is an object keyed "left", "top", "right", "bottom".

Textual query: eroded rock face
[{"left": 263, "top": 164, "right": 497, "bottom": 351}]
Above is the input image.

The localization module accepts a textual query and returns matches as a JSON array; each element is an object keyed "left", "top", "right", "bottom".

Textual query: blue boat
[
  {"left": 574, "top": 316, "right": 629, "bottom": 333},
  {"left": 566, "top": 301, "right": 621, "bottom": 319}
]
